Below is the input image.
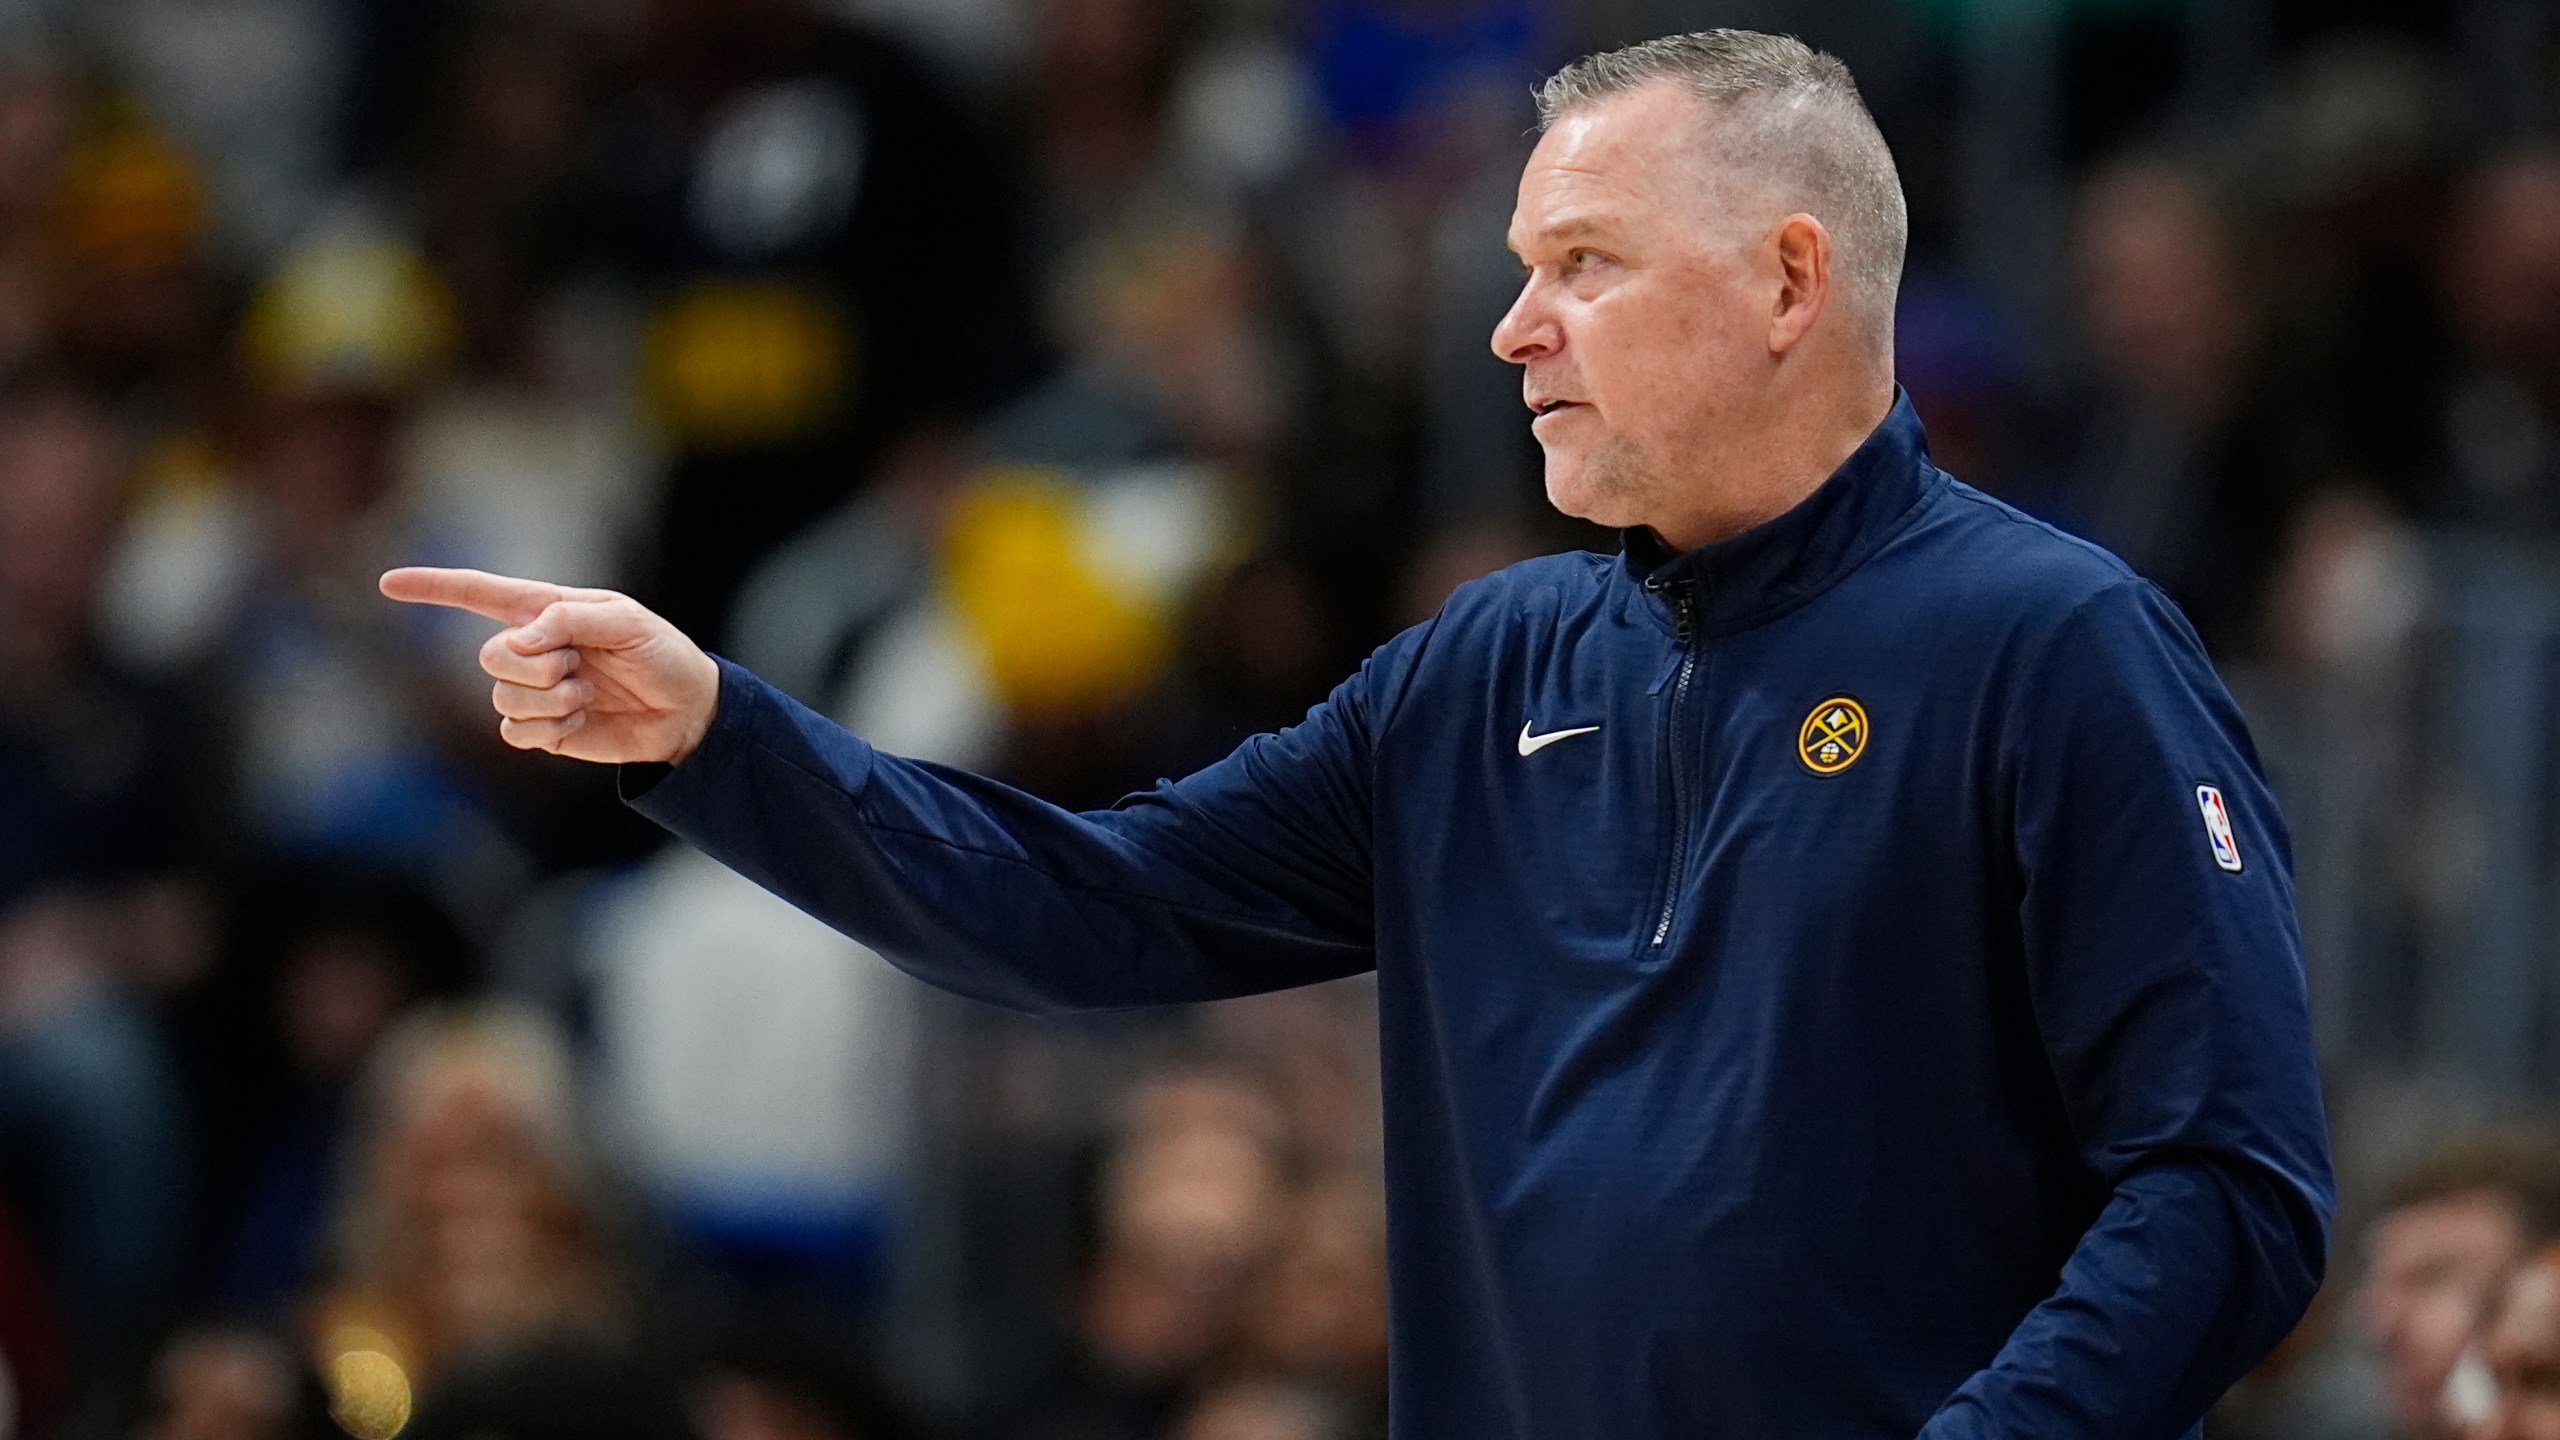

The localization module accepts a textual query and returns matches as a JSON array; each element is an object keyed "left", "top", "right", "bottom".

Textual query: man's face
[
  {"left": 1491, "top": 84, "right": 1777, "bottom": 533},
  {"left": 2477, "top": 1259, "right": 2560, "bottom": 1440},
  {"left": 2363, "top": 1192, "right": 2527, "bottom": 1437}
]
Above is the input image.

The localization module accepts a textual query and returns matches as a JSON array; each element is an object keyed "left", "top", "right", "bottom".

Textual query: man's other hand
[{"left": 378, "top": 567, "right": 722, "bottom": 765}]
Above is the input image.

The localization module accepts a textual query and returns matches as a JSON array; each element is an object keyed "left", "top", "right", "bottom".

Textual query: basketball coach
[{"left": 384, "top": 30, "right": 2333, "bottom": 1440}]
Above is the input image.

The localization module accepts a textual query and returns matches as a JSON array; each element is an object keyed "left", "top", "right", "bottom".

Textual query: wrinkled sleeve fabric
[
  {"left": 620, "top": 624, "right": 1434, "bottom": 1013},
  {"left": 1918, "top": 580, "right": 2335, "bottom": 1440}
]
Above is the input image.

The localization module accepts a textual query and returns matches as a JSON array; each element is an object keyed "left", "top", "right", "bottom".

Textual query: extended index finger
[{"left": 379, "top": 567, "right": 571, "bottom": 625}]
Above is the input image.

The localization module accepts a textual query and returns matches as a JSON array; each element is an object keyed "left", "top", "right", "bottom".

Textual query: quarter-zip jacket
[{"left": 626, "top": 391, "right": 2334, "bottom": 1440}]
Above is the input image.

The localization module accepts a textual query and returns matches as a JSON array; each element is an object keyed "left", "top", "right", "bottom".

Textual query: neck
[{"left": 1647, "top": 373, "right": 1896, "bottom": 553}]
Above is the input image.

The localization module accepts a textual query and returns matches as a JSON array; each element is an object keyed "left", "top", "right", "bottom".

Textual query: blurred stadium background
[{"left": 1, "top": 0, "right": 2557, "bottom": 1435}]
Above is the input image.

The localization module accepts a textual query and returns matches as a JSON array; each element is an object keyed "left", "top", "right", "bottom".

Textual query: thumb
[{"left": 509, "top": 597, "right": 638, "bottom": 654}]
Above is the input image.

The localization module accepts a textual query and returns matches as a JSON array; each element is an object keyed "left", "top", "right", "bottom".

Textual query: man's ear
[{"left": 1769, "top": 214, "right": 1831, "bottom": 355}]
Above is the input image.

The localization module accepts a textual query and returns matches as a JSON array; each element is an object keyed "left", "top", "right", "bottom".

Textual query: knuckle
[{"left": 496, "top": 681, "right": 563, "bottom": 719}]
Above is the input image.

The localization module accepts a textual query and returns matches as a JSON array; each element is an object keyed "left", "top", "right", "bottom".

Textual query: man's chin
[{"left": 1540, "top": 463, "right": 1642, "bottom": 531}]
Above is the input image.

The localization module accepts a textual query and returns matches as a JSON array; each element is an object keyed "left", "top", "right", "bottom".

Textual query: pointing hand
[{"left": 378, "top": 568, "right": 721, "bottom": 765}]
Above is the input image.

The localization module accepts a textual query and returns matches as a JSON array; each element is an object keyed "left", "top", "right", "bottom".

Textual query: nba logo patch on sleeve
[{"left": 2195, "top": 784, "right": 2243, "bottom": 873}]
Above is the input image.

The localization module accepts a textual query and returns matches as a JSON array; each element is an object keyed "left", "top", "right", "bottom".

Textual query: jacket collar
[{"left": 1621, "top": 386, "right": 1940, "bottom": 637}]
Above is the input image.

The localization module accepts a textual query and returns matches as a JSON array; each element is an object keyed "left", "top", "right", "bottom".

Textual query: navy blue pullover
[{"left": 626, "top": 392, "right": 2334, "bottom": 1439}]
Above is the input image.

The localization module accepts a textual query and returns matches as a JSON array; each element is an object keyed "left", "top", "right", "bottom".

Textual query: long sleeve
[
  {"left": 1917, "top": 580, "right": 2335, "bottom": 1439},
  {"left": 621, "top": 622, "right": 1435, "bottom": 1013}
]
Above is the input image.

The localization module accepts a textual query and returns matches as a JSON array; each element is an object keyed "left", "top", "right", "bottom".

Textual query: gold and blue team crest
[{"left": 1797, "top": 695, "right": 1869, "bottom": 775}]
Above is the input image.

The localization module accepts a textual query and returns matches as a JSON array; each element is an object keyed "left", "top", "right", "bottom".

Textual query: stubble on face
[{"left": 1544, "top": 420, "right": 1649, "bottom": 527}]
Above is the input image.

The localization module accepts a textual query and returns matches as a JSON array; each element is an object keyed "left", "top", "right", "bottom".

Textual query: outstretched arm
[{"left": 380, "top": 567, "right": 1416, "bottom": 1012}]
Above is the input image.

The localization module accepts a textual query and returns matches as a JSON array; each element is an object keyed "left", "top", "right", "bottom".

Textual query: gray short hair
[{"left": 1536, "top": 31, "right": 1907, "bottom": 345}]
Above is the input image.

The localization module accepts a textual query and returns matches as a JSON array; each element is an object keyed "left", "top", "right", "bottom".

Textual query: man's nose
[{"left": 1490, "top": 278, "right": 1558, "bottom": 364}]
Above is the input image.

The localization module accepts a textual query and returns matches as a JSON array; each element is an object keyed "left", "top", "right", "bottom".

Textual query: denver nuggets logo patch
[{"left": 1797, "top": 695, "right": 1870, "bottom": 775}]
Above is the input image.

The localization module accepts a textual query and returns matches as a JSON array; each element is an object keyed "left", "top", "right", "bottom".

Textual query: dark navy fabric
[{"left": 626, "top": 391, "right": 2333, "bottom": 1440}]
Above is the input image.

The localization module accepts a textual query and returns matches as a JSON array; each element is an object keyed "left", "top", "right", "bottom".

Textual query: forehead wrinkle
[
  {"left": 1509, "top": 89, "right": 1809, "bottom": 272},
  {"left": 1525, "top": 215, "right": 1616, "bottom": 247},
  {"left": 1507, "top": 161, "right": 1640, "bottom": 253},
  {"left": 1579, "top": 91, "right": 1786, "bottom": 247}
]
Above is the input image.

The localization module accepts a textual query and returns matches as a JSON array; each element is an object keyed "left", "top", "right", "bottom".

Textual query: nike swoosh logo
[{"left": 1517, "top": 721, "right": 1600, "bottom": 756}]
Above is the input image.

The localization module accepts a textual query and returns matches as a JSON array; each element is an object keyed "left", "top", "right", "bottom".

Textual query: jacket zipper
[{"left": 1648, "top": 577, "right": 1699, "bottom": 949}]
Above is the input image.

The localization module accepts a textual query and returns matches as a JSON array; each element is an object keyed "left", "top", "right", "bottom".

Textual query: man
[
  {"left": 383, "top": 31, "right": 2333, "bottom": 1439},
  {"left": 2363, "top": 1133, "right": 2560, "bottom": 1439},
  {"left": 2468, "top": 1242, "right": 2560, "bottom": 1440}
]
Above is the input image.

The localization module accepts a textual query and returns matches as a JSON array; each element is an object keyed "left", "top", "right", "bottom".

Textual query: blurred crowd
[{"left": 0, "top": 0, "right": 2556, "bottom": 1436}]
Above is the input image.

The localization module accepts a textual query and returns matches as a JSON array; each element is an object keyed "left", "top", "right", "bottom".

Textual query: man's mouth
[{"left": 1531, "top": 399, "right": 1586, "bottom": 422}]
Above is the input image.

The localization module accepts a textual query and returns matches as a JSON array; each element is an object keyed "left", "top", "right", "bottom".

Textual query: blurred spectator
[
  {"left": 216, "top": 869, "right": 473, "bottom": 1320},
  {"left": 591, "top": 846, "right": 918, "bottom": 1315},
  {"left": 2239, "top": 37, "right": 2457, "bottom": 523},
  {"left": 2051, "top": 156, "right": 2309, "bottom": 658},
  {"left": 1024, "top": 0, "right": 1182, "bottom": 246},
  {"left": 691, "top": 1322, "right": 918, "bottom": 1440},
  {"left": 313, "top": 1004, "right": 632, "bottom": 1402},
  {"left": 2474, "top": 1243, "right": 2560, "bottom": 1440},
  {"left": 133, "top": 1324, "right": 302, "bottom": 1440},
  {"left": 1159, "top": 553, "right": 1343, "bottom": 777},
  {"left": 1081, "top": 1074, "right": 1291, "bottom": 1364},
  {"left": 0, "top": 901, "right": 189, "bottom": 1372},
  {"left": 0, "top": 380, "right": 194, "bottom": 1384},
  {"left": 193, "top": 217, "right": 534, "bottom": 913},
  {"left": 0, "top": 382, "right": 197, "bottom": 902},
  {"left": 0, "top": 1198, "right": 67, "bottom": 1437},
  {"left": 0, "top": 57, "right": 74, "bottom": 376},
  {"left": 2257, "top": 483, "right": 2427, "bottom": 677},
  {"left": 1890, "top": 274, "right": 2035, "bottom": 504},
  {"left": 2360, "top": 1132, "right": 2560, "bottom": 1440},
  {"left": 1170, "top": 1374, "right": 1357, "bottom": 1440},
  {"left": 2437, "top": 148, "right": 2560, "bottom": 533},
  {"left": 1191, "top": 989, "right": 1380, "bottom": 1185},
  {"left": 1010, "top": 1065, "right": 1302, "bottom": 1440},
  {"left": 73, "top": 0, "right": 352, "bottom": 262},
  {"left": 1243, "top": 1176, "right": 1386, "bottom": 1403},
  {"left": 46, "top": 117, "right": 221, "bottom": 410},
  {"left": 600, "top": 0, "right": 1043, "bottom": 649},
  {"left": 1016, "top": 214, "right": 1292, "bottom": 471},
  {"left": 723, "top": 432, "right": 983, "bottom": 752},
  {"left": 397, "top": 1337, "right": 694, "bottom": 1440},
  {"left": 1303, "top": 0, "right": 1551, "bottom": 167},
  {"left": 751, "top": 208, "right": 1273, "bottom": 736}
]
